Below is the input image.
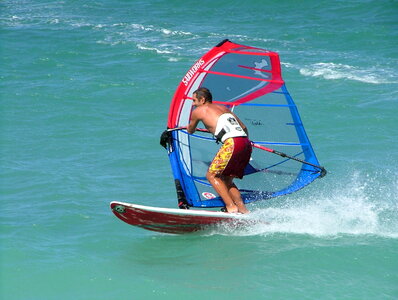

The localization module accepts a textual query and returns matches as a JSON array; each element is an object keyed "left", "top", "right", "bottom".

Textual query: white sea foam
[
  {"left": 130, "top": 23, "right": 194, "bottom": 37},
  {"left": 160, "top": 28, "right": 192, "bottom": 36},
  {"left": 299, "top": 62, "right": 398, "bottom": 84},
  {"left": 214, "top": 170, "right": 398, "bottom": 238},
  {"left": 136, "top": 44, "right": 173, "bottom": 54},
  {"left": 249, "top": 197, "right": 382, "bottom": 237},
  {"left": 93, "top": 22, "right": 197, "bottom": 52}
]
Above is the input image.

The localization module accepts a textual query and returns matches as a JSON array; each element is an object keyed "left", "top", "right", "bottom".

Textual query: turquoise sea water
[{"left": 1, "top": 0, "right": 397, "bottom": 299}]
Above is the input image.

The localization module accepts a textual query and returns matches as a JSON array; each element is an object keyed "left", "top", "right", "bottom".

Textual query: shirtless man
[{"left": 187, "top": 87, "right": 252, "bottom": 214}]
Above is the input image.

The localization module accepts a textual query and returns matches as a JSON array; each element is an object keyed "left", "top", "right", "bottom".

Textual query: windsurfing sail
[{"left": 163, "top": 39, "right": 325, "bottom": 208}]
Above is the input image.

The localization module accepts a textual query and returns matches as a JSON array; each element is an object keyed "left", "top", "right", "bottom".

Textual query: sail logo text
[{"left": 182, "top": 59, "right": 205, "bottom": 86}]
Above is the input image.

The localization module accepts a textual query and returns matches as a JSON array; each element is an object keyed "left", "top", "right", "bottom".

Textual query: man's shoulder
[
  {"left": 208, "top": 103, "right": 229, "bottom": 112},
  {"left": 191, "top": 105, "right": 206, "bottom": 118},
  {"left": 215, "top": 103, "right": 230, "bottom": 111}
]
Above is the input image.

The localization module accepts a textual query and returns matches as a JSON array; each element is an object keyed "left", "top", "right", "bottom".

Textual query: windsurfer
[{"left": 187, "top": 87, "right": 252, "bottom": 214}]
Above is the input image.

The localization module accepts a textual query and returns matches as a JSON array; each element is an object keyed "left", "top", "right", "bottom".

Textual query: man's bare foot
[
  {"left": 225, "top": 204, "right": 239, "bottom": 213},
  {"left": 236, "top": 203, "right": 249, "bottom": 214}
]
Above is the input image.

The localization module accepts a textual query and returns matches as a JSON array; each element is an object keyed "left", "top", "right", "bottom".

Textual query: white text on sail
[{"left": 182, "top": 59, "right": 205, "bottom": 86}]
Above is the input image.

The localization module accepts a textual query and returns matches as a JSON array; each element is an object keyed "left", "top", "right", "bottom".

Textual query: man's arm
[{"left": 187, "top": 110, "right": 200, "bottom": 134}]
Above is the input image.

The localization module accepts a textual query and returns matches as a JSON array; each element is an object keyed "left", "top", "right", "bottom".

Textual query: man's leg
[
  {"left": 224, "top": 176, "right": 249, "bottom": 214},
  {"left": 206, "top": 172, "right": 238, "bottom": 213}
]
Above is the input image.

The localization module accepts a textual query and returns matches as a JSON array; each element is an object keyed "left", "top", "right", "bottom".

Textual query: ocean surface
[{"left": 1, "top": 0, "right": 397, "bottom": 299}]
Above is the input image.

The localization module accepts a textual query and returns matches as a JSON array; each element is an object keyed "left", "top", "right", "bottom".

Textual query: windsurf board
[{"left": 110, "top": 201, "right": 260, "bottom": 234}]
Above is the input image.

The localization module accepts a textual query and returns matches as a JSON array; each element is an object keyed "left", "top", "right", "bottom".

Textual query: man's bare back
[{"left": 187, "top": 96, "right": 247, "bottom": 135}]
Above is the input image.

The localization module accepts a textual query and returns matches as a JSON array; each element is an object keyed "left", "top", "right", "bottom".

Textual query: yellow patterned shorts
[
  {"left": 208, "top": 137, "right": 252, "bottom": 179},
  {"left": 209, "top": 138, "right": 234, "bottom": 174}
]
